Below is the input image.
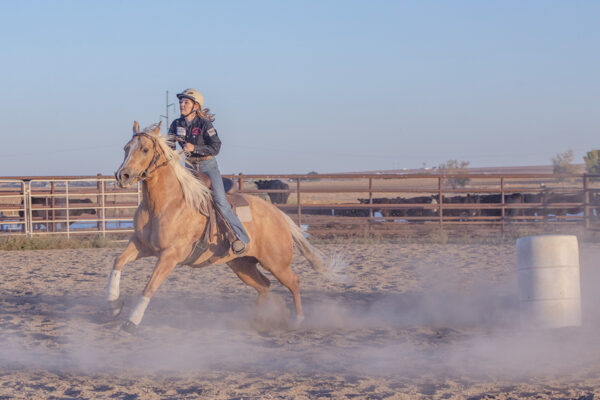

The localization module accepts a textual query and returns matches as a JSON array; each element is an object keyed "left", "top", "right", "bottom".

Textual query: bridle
[{"left": 132, "top": 133, "right": 171, "bottom": 180}]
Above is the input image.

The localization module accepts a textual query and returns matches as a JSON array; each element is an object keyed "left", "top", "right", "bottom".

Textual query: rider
[{"left": 167, "top": 88, "right": 249, "bottom": 255}]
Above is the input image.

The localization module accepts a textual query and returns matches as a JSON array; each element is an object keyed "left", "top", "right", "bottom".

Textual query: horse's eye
[{"left": 143, "top": 148, "right": 149, "bottom": 154}]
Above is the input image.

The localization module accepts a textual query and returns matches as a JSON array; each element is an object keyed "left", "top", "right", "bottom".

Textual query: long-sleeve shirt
[{"left": 167, "top": 115, "right": 222, "bottom": 157}]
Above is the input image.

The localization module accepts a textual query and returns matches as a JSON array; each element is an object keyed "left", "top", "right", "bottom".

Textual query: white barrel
[{"left": 516, "top": 235, "right": 581, "bottom": 328}]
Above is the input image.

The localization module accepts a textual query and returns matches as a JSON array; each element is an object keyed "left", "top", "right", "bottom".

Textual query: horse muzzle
[{"left": 115, "top": 168, "right": 138, "bottom": 188}]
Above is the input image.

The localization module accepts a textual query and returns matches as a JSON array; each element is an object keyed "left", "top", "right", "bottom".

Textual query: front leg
[
  {"left": 121, "top": 247, "right": 182, "bottom": 333},
  {"left": 105, "top": 238, "right": 143, "bottom": 319}
]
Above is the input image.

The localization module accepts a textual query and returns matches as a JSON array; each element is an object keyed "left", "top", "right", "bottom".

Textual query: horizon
[{"left": 0, "top": 162, "right": 586, "bottom": 179}]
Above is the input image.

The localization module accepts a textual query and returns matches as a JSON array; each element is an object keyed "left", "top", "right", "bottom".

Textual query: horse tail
[{"left": 279, "top": 211, "right": 327, "bottom": 274}]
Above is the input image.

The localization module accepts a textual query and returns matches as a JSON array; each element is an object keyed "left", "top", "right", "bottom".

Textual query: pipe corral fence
[{"left": 1, "top": 173, "right": 600, "bottom": 238}]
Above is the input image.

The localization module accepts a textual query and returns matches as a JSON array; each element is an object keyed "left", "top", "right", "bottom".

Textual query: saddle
[
  {"left": 181, "top": 192, "right": 251, "bottom": 265},
  {"left": 180, "top": 166, "right": 251, "bottom": 264}
]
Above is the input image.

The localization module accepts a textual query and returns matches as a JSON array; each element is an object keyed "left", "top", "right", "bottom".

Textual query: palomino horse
[{"left": 108, "top": 122, "right": 327, "bottom": 333}]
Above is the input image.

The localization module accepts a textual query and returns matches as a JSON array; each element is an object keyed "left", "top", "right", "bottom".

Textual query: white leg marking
[
  {"left": 128, "top": 296, "right": 150, "bottom": 325},
  {"left": 106, "top": 269, "right": 121, "bottom": 301}
]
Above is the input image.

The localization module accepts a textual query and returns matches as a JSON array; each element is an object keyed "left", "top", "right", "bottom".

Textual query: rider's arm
[{"left": 191, "top": 121, "right": 222, "bottom": 156}]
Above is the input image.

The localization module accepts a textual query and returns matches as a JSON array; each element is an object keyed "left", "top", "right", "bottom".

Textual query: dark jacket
[{"left": 168, "top": 115, "right": 222, "bottom": 157}]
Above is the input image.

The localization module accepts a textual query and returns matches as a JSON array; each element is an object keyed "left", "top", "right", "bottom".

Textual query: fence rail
[{"left": 1, "top": 173, "right": 599, "bottom": 237}]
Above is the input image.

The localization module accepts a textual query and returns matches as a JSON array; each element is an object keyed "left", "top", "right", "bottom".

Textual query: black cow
[
  {"left": 358, "top": 196, "right": 438, "bottom": 219},
  {"left": 539, "top": 191, "right": 584, "bottom": 216},
  {"left": 255, "top": 180, "right": 290, "bottom": 204},
  {"left": 476, "top": 193, "right": 524, "bottom": 217},
  {"left": 440, "top": 194, "right": 479, "bottom": 219},
  {"left": 20, "top": 197, "right": 97, "bottom": 231}
]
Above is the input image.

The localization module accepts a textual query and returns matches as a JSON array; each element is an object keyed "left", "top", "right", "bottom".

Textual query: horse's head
[{"left": 115, "top": 121, "right": 163, "bottom": 188}]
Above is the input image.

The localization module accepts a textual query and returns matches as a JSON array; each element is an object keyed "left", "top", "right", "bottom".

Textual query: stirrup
[{"left": 232, "top": 239, "right": 246, "bottom": 255}]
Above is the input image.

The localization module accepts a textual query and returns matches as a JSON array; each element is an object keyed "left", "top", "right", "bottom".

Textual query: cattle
[
  {"left": 19, "top": 197, "right": 97, "bottom": 231},
  {"left": 539, "top": 191, "right": 584, "bottom": 216},
  {"left": 358, "top": 196, "right": 438, "bottom": 219},
  {"left": 476, "top": 193, "right": 524, "bottom": 217},
  {"left": 440, "top": 194, "right": 480, "bottom": 219},
  {"left": 254, "top": 180, "right": 290, "bottom": 204},
  {"left": 355, "top": 191, "right": 587, "bottom": 222}
]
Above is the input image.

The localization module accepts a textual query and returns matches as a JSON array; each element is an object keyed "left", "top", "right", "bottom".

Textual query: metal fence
[
  {"left": 230, "top": 173, "right": 600, "bottom": 236},
  {"left": 0, "top": 177, "right": 140, "bottom": 238},
  {"left": 1, "top": 173, "right": 599, "bottom": 237}
]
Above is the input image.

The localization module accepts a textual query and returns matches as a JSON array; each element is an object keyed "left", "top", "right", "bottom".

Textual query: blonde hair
[{"left": 196, "top": 107, "right": 215, "bottom": 122}]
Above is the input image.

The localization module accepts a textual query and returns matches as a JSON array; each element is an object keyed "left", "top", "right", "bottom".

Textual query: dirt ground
[{"left": 1, "top": 241, "right": 600, "bottom": 399}]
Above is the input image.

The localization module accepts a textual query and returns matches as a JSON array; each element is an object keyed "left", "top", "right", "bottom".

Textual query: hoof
[
  {"left": 120, "top": 320, "right": 138, "bottom": 335},
  {"left": 292, "top": 315, "right": 305, "bottom": 329},
  {"left": 108, "top": 299, "right": 124, "bottom": 319},
  {"left": 98, "top": 299, "right": 124, "bottom": 323}
]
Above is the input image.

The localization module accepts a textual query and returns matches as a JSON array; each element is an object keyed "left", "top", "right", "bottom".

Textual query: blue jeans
[{"left": 188, "top": 158, "right": 250, "bottom": 244}]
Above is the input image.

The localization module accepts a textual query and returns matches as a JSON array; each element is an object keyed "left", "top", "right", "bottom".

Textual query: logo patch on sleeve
[{"left": 207, "top": 128, "right": 217, "bottom": 137}]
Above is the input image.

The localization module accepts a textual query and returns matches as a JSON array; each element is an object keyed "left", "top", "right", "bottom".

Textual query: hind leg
[
  {"left": 260, "top": 258, "right": 304, "bottom": 325},
  {"left": 227, "top": 258, "right": 271, "bottom": 306}
]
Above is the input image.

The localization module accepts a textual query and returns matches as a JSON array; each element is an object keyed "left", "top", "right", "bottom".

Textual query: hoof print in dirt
[{"left": 120, "top": 320, "right": 138, "bottom": 335}]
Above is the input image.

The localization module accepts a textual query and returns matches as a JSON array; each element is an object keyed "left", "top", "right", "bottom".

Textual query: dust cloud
[{"left": 1, "top": 243, "right": 599, "bottom": 382}]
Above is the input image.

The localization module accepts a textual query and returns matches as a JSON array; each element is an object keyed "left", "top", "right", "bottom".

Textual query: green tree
[
  {"left": 584, "top": 150, "right": 600, "bottom": 175},
  {"left": 438, "top": 159, "right": 470, "bottom": 189}
]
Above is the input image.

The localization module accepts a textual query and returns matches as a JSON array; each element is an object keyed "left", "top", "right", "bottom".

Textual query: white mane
[{"left": 142, "top": 124, "right": 212, "bottom": 214}]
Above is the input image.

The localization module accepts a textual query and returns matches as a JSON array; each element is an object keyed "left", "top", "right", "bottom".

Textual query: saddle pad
[
  {"left": 227, "top": 194, "right": 252, "bottom": 222},
  {"left": 235, "top": 206, "right": 252, "bottom": 222}
]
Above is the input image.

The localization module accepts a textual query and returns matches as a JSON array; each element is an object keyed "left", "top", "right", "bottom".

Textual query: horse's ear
[
  {"left": 152, "top": 121, "right": 162, "bottom": 135},
  {"left": 133, "top": 121, "right": 140, "bottom": 134}
]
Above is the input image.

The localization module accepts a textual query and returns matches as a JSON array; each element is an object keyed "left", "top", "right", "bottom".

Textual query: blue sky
[{"left": 1, "top": 1, "right": 598, "bottom": 176}]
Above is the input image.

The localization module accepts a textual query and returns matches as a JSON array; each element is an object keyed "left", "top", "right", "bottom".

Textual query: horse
[{"left": 107, "top": 122, "right": 328, "bottom": 333}]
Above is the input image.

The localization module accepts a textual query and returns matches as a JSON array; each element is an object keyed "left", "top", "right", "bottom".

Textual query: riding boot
[{"left": 215, "top": 207, "right": 246, "bottom": 254}]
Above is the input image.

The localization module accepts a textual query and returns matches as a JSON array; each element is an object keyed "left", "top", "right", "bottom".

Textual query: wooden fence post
[
  {"left": 501, "top": 177, "right": 505, "bottom": 232},
  {"left": 438, "top": 176, "right": 443, "bottom": 227},
  {"left": 238, "top": 173, "right": 244, "bottom": 192},
  {"left": 584, "top": 175, "right": 590, "bottom": 230},
  {"left": 297, "top": 177, "right": 302, "bottom": 226},
  {"left": 97, "top": 174, "right": 103, "bottom": 233},
  {"left": 22, "top": 181, "right": 30, "bottom": 237},
  {"left": 50, "top": 181, "right": 56, "bottom": 232},
  {"left": 368, "top": 177, "right": 373, "bottom": 218}
]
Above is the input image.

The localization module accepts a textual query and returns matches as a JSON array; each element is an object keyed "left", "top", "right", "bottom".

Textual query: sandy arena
[{"left": 1, "top": 241, "right": 600, "bottom": 399}]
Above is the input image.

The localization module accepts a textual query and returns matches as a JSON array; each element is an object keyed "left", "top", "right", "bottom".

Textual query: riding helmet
[{"left": 176, "top": 88, "right": 204, "bottom": 109}]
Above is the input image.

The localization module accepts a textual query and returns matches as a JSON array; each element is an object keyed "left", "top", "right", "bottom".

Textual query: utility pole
[{"left": 160, "top": 91, "right": 175, "bottom": 133}]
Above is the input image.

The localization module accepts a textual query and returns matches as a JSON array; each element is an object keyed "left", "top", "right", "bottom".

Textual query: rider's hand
[{"left": 183, "top": 142, "right": 194, "bottom": 152}]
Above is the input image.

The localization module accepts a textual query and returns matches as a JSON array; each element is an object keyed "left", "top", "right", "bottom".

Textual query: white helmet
[{"left": 176, "top": 88, "right": 204, "bottom": 109}]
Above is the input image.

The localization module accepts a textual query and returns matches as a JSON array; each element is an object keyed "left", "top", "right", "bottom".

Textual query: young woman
[{"left": 168, "top": 88, "right": 249, "bottom": 254}]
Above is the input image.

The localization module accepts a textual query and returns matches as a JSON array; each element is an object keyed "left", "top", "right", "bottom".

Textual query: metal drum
[{"left": 516, "top": 235, "right": 582, "bottom": 328}]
